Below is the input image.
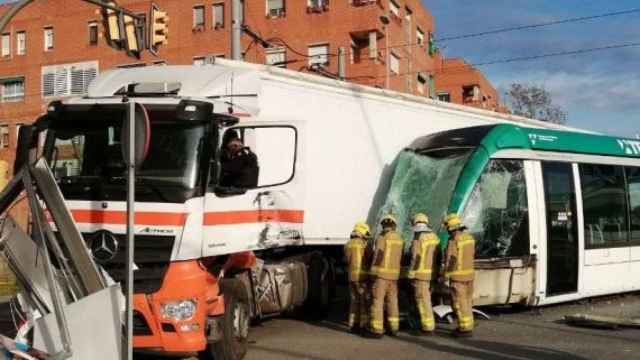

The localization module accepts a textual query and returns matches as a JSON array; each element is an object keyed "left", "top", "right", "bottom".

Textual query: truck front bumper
[{"left": 132, "top": 260, "right": 225, "bottom": 353}]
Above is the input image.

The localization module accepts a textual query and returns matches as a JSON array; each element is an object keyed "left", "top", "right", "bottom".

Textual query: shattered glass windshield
[
  {"left": 377, "top": 148, "right": 472, "bottom": 249},
  {"left": 461, "top": 159, "right": 530, "bottom": 258}
]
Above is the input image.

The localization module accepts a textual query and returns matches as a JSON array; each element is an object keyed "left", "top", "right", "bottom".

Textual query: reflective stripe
[
  {"left": 446, "top": 269, "right": 474, "bottom": 277},
  {"left": 387, "top": 317, "right": 400, "bottom": 324},
  {"left": 371, "top": 320, "right": 384, "bottom": 331},
  {"left": 375, "top": 238, "right": 402, "bottom": 275}
]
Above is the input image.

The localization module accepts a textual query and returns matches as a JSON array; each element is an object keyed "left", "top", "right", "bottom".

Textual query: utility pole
[
  {"left": 231, "top": 0, "right": 243, "bottom": 60},
  {"left": 379, "top": 15, "right": 390, "bottom": 89}
]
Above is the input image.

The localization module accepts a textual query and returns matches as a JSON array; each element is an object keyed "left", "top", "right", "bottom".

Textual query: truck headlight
[{"left": 161, "top": 299, "right": 197, "bottom": 321}]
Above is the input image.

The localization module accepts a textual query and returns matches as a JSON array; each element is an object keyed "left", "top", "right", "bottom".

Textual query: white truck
[{"left": 39, "top": 58, "right": 568, "bottom": 359}]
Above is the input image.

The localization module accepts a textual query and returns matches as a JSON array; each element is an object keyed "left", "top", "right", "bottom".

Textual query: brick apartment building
[
  {"left": 434, "top": 57, "right": 508, "bottom": 113},
  {"left": 0, "top": 0, "right": 503, "bottom": 168}
]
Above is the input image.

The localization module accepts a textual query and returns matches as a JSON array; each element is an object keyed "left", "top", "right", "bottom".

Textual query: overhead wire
[
  {"left": 347, "top": 40, "right": 640, "bottom": 80},
  {"left": 437, "top": 8, "right": 640, "bottom": 41}
]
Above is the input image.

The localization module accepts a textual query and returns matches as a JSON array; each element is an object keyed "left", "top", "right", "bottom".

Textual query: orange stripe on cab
[
  {"left": 70, "top": 210, "right": 187, "bottom": 226},
  {"left": 203, "top": 210, "right": 304, "bottom": 225}
]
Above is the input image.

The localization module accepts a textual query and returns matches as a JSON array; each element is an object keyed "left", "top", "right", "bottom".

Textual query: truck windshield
[{"left": 47, "top": 105, "right": 206, "bottom": 203}]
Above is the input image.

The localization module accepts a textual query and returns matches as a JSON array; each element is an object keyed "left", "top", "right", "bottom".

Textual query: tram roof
[{"left": 475, "top": 124, "right": 640, "bottom": 159}]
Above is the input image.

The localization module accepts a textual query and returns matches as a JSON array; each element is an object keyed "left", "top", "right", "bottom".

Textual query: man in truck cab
[
  {"left": 219, "top": 130, "right": 259, "bottom": 189},
  {"left": 367, "top": 214, "right": 403, "bottom": 338},
  {"left": 344, "top": 221, "right": 373, "bottom": 334},
  {"left": 442, "top": 213, "right": 476, "bottom": 338}
]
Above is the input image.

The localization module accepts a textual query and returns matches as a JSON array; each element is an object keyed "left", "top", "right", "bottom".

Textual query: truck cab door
[{"left": 202, "top": 122, "right": 304, "bottom": 256}]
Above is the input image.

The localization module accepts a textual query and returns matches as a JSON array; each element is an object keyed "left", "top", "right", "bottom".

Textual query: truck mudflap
[
  {"left": 133, "top": 260, "right": 224, "bottom": 353},
  {"left": 473, "top": 255, "right": 537, "bottom": 306}
]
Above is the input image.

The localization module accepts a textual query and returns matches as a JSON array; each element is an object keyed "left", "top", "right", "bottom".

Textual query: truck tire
[
  {"left": 305, "top": 255, "right": 334, "bottom": 319},
  {"left": 204, "top": 278, "right": 250, "bottom": 360}
]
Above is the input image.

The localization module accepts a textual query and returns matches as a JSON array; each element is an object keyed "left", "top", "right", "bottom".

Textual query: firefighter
[
  {"left": 344, "top": 221, "right": 372, "bottom": 334},
  {"left": 442, "top": 213, "right": 476, "bottom": 337},
  {"left": 408, "top": 213, "right": 439, "bottom": 335},
  {"left": 366, "top": 214, "right": 403, "bottom": 338}
]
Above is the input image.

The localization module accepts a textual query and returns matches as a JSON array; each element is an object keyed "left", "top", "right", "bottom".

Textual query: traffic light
[
  {"left": 123, "top": 14, "right": 140, "bottom": 54},
  {"left": 104, "top": 1, "right": 122, "bottom": 43},
  {"left": 149, "top": 3, "right": 168, "bottom": 54}
]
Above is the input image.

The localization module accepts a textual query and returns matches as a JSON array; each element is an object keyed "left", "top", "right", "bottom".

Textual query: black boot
[
  {"left": 362, "top": 329, "right": 384, "bottom": 339},
  {"left": 452, "top": 329, "right": 473, "bottom": 338}
]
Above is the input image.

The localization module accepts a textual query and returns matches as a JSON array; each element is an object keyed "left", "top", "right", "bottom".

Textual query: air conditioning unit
[{"left": 268, "top": 8, "right": 285, "bottom": 18}]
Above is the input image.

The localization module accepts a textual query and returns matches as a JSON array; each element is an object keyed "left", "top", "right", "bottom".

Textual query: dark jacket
[{"left": 219, "top": 147, "right": 259, "bottom": 188}]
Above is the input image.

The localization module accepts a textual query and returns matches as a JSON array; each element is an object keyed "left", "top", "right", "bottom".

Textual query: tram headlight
[{"left": 161, "top": 299, "right": 197, "bottom": 321}]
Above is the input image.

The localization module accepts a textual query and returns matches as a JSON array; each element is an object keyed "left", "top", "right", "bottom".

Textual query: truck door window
[{"left": 218, "top": 126, "right": 296, "bottom": 191}]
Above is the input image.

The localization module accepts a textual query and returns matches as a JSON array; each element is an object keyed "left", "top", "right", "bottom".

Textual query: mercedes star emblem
[{"left": 89, "top": 230, "right": 119, "bottom": 263}]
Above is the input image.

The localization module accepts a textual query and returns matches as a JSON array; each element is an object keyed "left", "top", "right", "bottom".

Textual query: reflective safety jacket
[
  {"left": 408, "top": 232, "right": 440, "bottom": 281},
  {"left": 344, "top": 237, "right": 370, "bottom": 282},
  {"left": 371, "top": 230, "right": 404, "bottom": 281},
  {"left": 445, "top": 231, "right": 475, "bottom": 282}
]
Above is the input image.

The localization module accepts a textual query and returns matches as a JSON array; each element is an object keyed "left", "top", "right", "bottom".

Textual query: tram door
[{"left": 542, "top": 162, "right": 579, "bottom": 296}]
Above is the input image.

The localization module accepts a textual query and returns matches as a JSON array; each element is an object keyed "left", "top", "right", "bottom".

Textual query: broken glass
[
  {"left": 377, "top": 149, "right": 472, "bottom": 251},
  {"left": 461, "top": 159, "right": 529, "bottom": 258}
]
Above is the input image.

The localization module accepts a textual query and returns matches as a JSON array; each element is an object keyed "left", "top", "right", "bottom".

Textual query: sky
[{"left": 424, "top": 0, "right": 640, "bottom": 136}]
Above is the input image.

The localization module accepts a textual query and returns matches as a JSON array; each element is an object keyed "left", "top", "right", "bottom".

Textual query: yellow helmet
[
  {"left": 443, "top": 213, "right": 463, "bottom": 231},
  {"left": 412, "top": 213, "right": 429, "bottom": 225},
  {"left": 351, "top": 222, "right": 370, "bottom": 238},
  {"left": 380, "top": 214, "right": 397, "bottom": 226}
]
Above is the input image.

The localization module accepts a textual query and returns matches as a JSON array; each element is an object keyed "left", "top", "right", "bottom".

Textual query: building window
[
  {"left": 416, "top": 27, "right": 424, "bottom": 46},
  {"left": 88, "top": 21, "right": 98, "bottom": 45},
  {"left": 1, "top": 33, "right": 10, "bottom": 57},
  {"left": 308, "top": 0, "right": 327, "bottom": 9},
  {"left": 0, "top": 125, "right": 8, "bottom": 148},
  {"left": 416, "top": 73, "right": 426, "bottom": 94},
  {"left": 117, "top": 63, "right": 146, "bottom": 68},
  {"left": 0, "top": 77, "right": 25, "bottom": 102},
  {"left": 44, "top": 27, "right": 54, "bottom": 51},
  {"left": 266, "top": 47, "right": 286, "bottom": 67},
  {"left": 213, "top": 3, "right": 224, "bottom": 29},
  {"left": 193, "top": 56, "right": 206, "bottom": 66},
  {"left": 193, "top": 6, "right": 205, "bottom": 29},
  {"left": 16, "top": 31, "right": 25, "bottom": 55},
  {"left": 308, "top": 43, "right": 329, "bottom": 66},
  {"left": 389, "top": 52, "right": 400, "bottom": 74},
  {"left": 267, "top": 0, "right": 285, "bottom": 18},
  {"left": 15, "top": 123, "right": 23, "bottom": 142},
  {"left": 438, "top": 92, "right": 451, "bottom": 102},
  {"left": 389, "top": 0, "right": 400, "bottom": 17},
  {"left": 463, "top": 85, "right": 480, "bottom": 102},
  {"left": 42, "top": 61, "right": 98, "bottom": 97}
]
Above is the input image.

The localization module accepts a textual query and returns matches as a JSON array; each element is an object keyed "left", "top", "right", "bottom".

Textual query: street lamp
[{"left": 380, "top": 14, "right": 390, "bottom": 89}]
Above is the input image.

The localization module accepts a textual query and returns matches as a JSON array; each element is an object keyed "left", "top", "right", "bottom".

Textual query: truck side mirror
[{"left": 121, "top": 103, "right": 151, "bottom": 168}]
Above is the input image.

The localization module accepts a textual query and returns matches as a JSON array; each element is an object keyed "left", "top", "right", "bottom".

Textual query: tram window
[
  {"left": 580, "top": 164, "right": 628, "bottom": 248},
  {"left": 626, "top": 167, "right": 640, "bottom": 243},
  {"left": 461, "top": 159, "right": 529, "bottom": 258}
]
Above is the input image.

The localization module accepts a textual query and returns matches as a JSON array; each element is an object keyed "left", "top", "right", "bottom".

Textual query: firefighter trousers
[
  {"left": 370, "top": 278, "right": 399, "bottom": 334},
  {"left": 451, "top": 280, "right": 474, "bottom": 333},
  {"left": 411, "top": 280, "right": 435, "bottom": 332},
  {"left": 348, "top": 281, "right": 369, "bottom": 328}
]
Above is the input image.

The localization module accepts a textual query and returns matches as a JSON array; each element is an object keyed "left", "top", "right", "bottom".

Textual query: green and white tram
[{"left": 386, "top": 124, "right": 640, "bottom": 307}]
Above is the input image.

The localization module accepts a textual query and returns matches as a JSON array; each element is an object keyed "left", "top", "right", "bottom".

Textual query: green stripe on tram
[{"left": 446, "top": 124, "right": 640, "bottom": 235}]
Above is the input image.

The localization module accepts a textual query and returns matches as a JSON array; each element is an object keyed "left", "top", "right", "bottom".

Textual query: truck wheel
[
  {"left": 305, "top": 255, "right": 334, "bottom": 319},
  {"left": 205, "top": 278, "right": 250, "bottom": 360}
]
